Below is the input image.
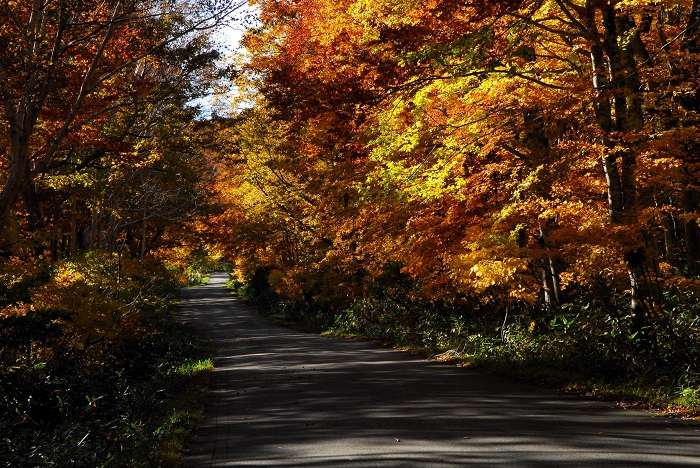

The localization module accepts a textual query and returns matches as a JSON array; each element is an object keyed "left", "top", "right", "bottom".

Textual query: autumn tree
[
  {"left": 0, "top": 0, "right": 244, "bottom": 247},
  {"left": 210, "top": 0, "right": 700, "bottom": 375},
  {"left": 341, "top": 0, "right": 700, "bottom": 333}
]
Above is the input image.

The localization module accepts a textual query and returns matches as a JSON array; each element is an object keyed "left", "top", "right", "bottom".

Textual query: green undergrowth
[
  {"left": 229, "top": 269, "right": 700, "bottom": 420},
  {"left": 326, "top": 316, "right": 700, "bottom": 418},
  {"left": 184, "top": 250, "right": 234, "bottom": 287},
  {"left": 1, "top": 286, "right": 213, "bottom": 467},
  {"left": 336, "top": 320, "right": 700, "bottom": 418},
  {"left": 327, "top": 318, "right": 700, "bottom": 419}
]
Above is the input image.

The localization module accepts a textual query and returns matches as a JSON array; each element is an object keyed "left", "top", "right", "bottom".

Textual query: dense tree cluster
[
  {"left": 0, "top": 1, "right": 240, "bottom": 464},
  {"left": 3, "top": 0, "right": 700, "bottom": 459},
  {"left": 212, "top": 0, "right": 700, "bottom": 378},
  {"left": 0, "top": 0, "right": 245, "bottom": 258}
]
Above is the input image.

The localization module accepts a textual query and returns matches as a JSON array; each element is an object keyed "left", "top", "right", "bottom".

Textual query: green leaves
[{"left": 399, "top": 27, "right": 496, "bottom": 73}]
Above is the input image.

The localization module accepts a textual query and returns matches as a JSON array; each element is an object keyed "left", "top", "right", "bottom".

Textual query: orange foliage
[{"left": 209, "top": 0, "right": 700, "bottom": 334}]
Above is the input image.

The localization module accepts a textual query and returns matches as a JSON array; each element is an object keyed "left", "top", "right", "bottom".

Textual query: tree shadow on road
[{"left": 178, "top": 275, "right": 700, "bottom": 467}]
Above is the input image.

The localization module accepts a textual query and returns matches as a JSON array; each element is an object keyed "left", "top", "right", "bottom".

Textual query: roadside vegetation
[
  {"left": 3, "top": 1, "right": 700, "bottom": 464},
  {"left": 213, "top": 0, "right": 700, "bottom": 419},
  {"left": 0, "top": 258, "right": 215, "bottom": 467},
  {"left": 230, "top": 263, "right": 700, "bottom": 419},
  {"left": 0, "top": 1, "right": 241, "bottom": 465}
]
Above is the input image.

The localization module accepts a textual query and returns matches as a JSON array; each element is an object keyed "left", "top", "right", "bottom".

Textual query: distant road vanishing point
[{"left": 178, "top": 272, "right": 700, "bottom": 467}]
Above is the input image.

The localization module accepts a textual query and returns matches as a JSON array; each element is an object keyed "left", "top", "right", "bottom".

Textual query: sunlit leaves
[{"left": 212, "top": 0, "right": 700, "bottom": 339}]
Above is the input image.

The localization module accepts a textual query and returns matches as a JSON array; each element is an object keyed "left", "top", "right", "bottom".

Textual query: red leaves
[{"left": 214, "top": 0, "right": 700, "bottom": 314}]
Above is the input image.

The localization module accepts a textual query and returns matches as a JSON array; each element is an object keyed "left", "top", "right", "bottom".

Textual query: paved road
[{"left": 179, "top": 273, "right": 699, "bottom": 467}]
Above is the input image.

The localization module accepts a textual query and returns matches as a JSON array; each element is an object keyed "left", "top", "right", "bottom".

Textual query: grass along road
[{"left": 178, "top": 272, "right": 700, "bottom": 467}]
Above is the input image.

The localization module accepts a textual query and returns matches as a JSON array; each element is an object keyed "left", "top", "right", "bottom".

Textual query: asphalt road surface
[{"left": 178, "top": 272, "right": 699, "bottom": 467}]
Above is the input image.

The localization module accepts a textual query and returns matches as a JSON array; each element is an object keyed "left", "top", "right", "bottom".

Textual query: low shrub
[{"left": 0, "top": 256, "right": 212, "bottom": 467}]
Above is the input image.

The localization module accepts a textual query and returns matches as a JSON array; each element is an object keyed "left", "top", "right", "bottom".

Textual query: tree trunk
[
  {"left": 541, "top": 258, "right": 560, "bottom": 305},
  {"left": 585, "top": 5, "right": 625, "bottom": 223},
  {"left": 21, "top": 182, "right": 45, "bottom": 231},
  {"left": 618, "top": 13, "right": 644, "bottom": 213},
  {"left": 586, "top": 2, "right": 654, "bottom": 344},
  {"left": 662, "top": 213, "right": 677, "bottom": 265},
  {"left": 140, "top": 209, "right": 147, "bottom": 260},
  {"left": 70, "top": 195, "right": 78, "bottom": 257},
  {"left": 0, "top": 127, "right": 32, "bottom": 233},
  {"left": 90, "top": 207, "right": 100, "bottom": 250},
  {"left": 682, "top": 0, "right": 700, "bottom": 53},
  {"left": 602, "top": 154, "right": 624, "bottom": 223},
  {"left": 683, "top": 190, "right": 700, "bottom": 274}
]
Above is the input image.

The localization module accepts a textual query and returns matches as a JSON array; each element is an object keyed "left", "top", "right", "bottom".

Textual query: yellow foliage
[
  {"left": 0, "top": 302, "right": 30, "bottom": 319},
  {"left": 665, "top": 276, "right": 700, "bottom": 295},
  {"left": 558, "top": 271, "right": 576, "bottom": 291},
  {"left": 0, "top": 257, "right": 42, "bottom": 289},
  {"left": 469, "top": 257, "right": 528, "bottom": 289},
  {"left": 451, "top": 244, "right": 532, "bottom": 298},
  {"left": 29, "top": 261, "right": 121, "bottom": 339}
]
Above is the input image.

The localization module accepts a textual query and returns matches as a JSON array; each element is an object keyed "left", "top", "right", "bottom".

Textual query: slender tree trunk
[
  {"left": 685, "top": 220, "right": 699, "bottom": 274},
  {"left": 682, "top": 0, "right": 700, "bottom": 53},
  {"left": 602, "top": 4, "right": 639, "bottom": 217},
  {"left": 520, "top": 108, "right": 562, "bottom": 306},
  {"left": 678, "top": 3, "right": 700, "bottom": 273},
  {"left": 90, "top": 206, "right": 99, "bottom": 250},
  {"left": 662, "top": 214, "right": 677, "bottom": 265},
  {"left": 628, "top": 267, "right": 647, "bottom": 339},
  {"left": 21, "top": 182, "right": 44, "bottom": 231},
  {"left": 538, "top": 228, "right": 561, "bottom": 306},
  {"left": 108, "top": 212, "right": 116, "bottom": 253},
  {"left": 70, "top": 195, "right": 78, "bottom": 257},
  {"left": 140, "top": 208, "right": 147, "bottom": 260},
  {"left": 683, "top": 190, "right": 700, "bottom": 274},
  {"left": 549, "top": 258, "right": 561, "bottom": 303},
  {"left": 584, "top": 2, "right": 655, "bottom": 344},
  {"left": 601, "top": 155, "right": 624, "bottom": 223},
  {"left": 585, "top": 4, "right": 625, "bottom": 223},
  {"left": 618, "top": 13, "right": 644, "bottom": 213},
  {"left": 601, "top": 3, "right": 628, "bottom": 132},
  {"left": 541, "top": 258, "right": 560, "bottom": 305}
]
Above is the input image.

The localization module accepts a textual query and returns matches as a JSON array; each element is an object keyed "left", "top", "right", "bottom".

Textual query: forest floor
[{"left": 178, "top": 272, "right": 700, "bottom": 467}]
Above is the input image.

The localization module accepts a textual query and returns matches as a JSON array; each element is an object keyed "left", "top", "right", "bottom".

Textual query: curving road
[{"left": 179, "top": 272, "right": 700, "bottom": 467}]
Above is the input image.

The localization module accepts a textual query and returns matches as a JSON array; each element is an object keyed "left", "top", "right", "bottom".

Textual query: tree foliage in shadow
[{"left": 0, "top": 261, "right": 212, "bottom": 467}]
